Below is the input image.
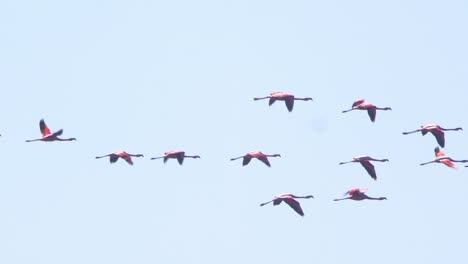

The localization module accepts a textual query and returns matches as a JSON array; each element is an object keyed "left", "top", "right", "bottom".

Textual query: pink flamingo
[
  {"left": 230, "top": 151, "right": 281, "bottom": 167},
  {"left": 151, "top": 151, "right": 200, "bottom": 165},
  {"left": 419, "top": 146, "right": 468, "bottom": 168},
  {"left": 333, "top": 188, "right": 387, "bottom": 201},
  {"left": 402, "top": 123, "right": 463, "bottom": 148},
  {"left": 339, "top": 156, "right": 389, "bottom": 180},
  {"left": 342, "top": 99, "right": 392, "bottom": 122},
  {"left": 260, "top": 193, "right": 314, "bottom": 216},
  {"left": 253, "top": 92, "right": 313, "bottom": 112},
  {"left": 25, "top": 119, "right": 76, "bottom": 142},
  {"left": 95, "top": 151, "right": 144, "bottom": 165}
]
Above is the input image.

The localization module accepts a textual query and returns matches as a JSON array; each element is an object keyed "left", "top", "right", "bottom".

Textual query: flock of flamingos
[{"left": 14, "top": 91, "right": 466, "bottom": 217}]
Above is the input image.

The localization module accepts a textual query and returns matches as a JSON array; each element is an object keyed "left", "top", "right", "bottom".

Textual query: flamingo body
[
  {"left": 334, "top": 188, "right": 387, "bottom": 201},
  {"left": 253, "top": 92, "right": 312, "bottom": 112},
  {"left": 95, "top": 151, "right": 144, "bottom": 165},
  {"left": 402, "top": 124, "right": 463, "bottom": 148},
  {"left": 419, "top": 147, "right": 468, "bottom": 168},
  {"left": 230, "top": 151, "right": 281, "bottom": 167},
  {"left": 25, "top": 119, "right": 76, "bottom": 142},
  {"left": 342, "top": 99, "right": 392, "bottom": 122},
  {"left": 339, "top": 156, "right": 389, "bottom": 180},
  {"left": 151, "top": 150, "right": 200, "bottom": 165},
  {"left": 260, "top": 193, "right": 314, "bottom": 216}
]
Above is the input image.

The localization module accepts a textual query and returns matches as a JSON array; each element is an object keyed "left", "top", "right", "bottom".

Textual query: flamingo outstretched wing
[
  {"left": 360, "top": 161, "right": 377, "bottom": 180},
  {"left": 40, "top": 119, "right": 51, "bottom": 136},
  {"left": 283, "top": 198, "right": 304, "bottom": 216}
]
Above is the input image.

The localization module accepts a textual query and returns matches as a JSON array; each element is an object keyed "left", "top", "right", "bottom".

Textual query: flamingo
[
  {"left": 342, "top": 99, "right": 392, "bottom": 122},
  {"left": 230, "top": 151, "right": 281, "bottom": 167},
  {"left": 333, "top": 188, "right": 387, "bottom": 201},
  {"left": 95, "top": 151, "right": 144, "bottom": 165},
  {"left": 253, "top": 92, "right": 312, "bottom": 112},
  {"left": 419, "top": 146, "right": 468, "bottom": 168},
  {"left": 260, "top": 193, "right": 314, "bottom": 216},
  {"left": 402, "top": 123, "right": 463, "bottom": 148},
  {"left": 25, "top": 119, "right": 76, "bottom": 142},
  {"left": 151, "top": 151, "right": 200, "bottom": 165},
  {"left": 339, "top": 156, "right": 389, "bottom": 180}
]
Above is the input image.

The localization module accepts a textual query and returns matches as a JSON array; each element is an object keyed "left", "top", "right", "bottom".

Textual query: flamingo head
[
  {"left": 135, "top": 154, "right": 144, "bottom": 157},
  {"left": 378, "top": 197, "right": 387, "bottom": 200},
  {"left": 193, "top": 155, "right": 201, "bottom": 159},
  {"left": 382, "top": 159, "right": 390, "bottom": 162},
  {"left": 273, "top": 154, "right": 281, "bottom": 157},
  {"left": 304, "top": 97, "right": 313, "bottom": 101}
]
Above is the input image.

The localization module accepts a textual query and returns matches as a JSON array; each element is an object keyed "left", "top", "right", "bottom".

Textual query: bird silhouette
[
  {"left": 151, "top": 151, "right": 200, "bottom": 165},
  {"left": 333, "top": 188, "right": 387, "bottom": 201},
  {"left": 419, "top": 147, "right": 468, "bottom": 168},
  {"left": 95, "top": 151, "right": 144, "bottom": 165},
  {"left": 230, "top": 151, "right": 281, "bottom": 167},
  {"left": 253, "top": 92, "right": 312, "bottom": 112},
  {"left": 339, "top": 156, "right": 389, "bottom": 180},
  {"left": 402, "top": 123, "right": 463, "bottom": 148},
  {"left": 25, "top": 119, "right": 76, "bottom": 142},
  {"left": 260, "top": 193, "right": 314, "bottom": 216},
  {"left": 342, "top": 99, "right": 392, "bottom": 122}
]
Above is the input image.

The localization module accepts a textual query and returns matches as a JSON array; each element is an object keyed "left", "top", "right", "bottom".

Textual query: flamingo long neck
[
  {"left": 293, "top": 195, "right": 313, "bottom": 199},
  {"left": 376, "top": 107, "right": 391, "bottom": 110},
  {"left": 442, "top": 127, "right": 462, "bottom": 131},
  {"left": 56, "top": 138, "right": 75, "bottom": 141},
  {"left": 253, "top": 96, "right": 271, "bottom": 101},
  {"left": 334, "top": 197, "right": 350, "bottom": 201},
  {"left": 25, "top": 139, "right": 41, "bottom": 142},
  {"left": 366, "top": 196, "right": 386, "bottom": 200}
]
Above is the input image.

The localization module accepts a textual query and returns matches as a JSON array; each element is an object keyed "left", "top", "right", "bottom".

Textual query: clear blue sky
[{"left": 1, "top": 1, "right": 467, "bottom": 263}]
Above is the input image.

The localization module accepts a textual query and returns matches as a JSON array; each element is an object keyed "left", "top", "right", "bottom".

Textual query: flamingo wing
[
  {"left": 352, "top": 99, "right": 366, "bottom": 108},
  {"left": 430, "top": 130, "right": 445, "bottom": 148},
  {"left": 176, "top": 154, "right": 184, "bottom": 165},
  {"left": 360, "top": 161, "right": 377, "bottom": 180},
  {"left": 268, "top": 97, "right": 277, "bottom": 106},
  {"left": 367, "top": 108, "right": 376, "bottom": 122},
  {"left": 242, "top": 156, "right": 252, "bottom": 166},
  {"left": 52, "top": 129, "right": 63, "bottom": 137},
  {"left": 285, "top": 98, "right": 294, "bottom": 112},
  {"left": 283, "top": 198, "right": 304, "bottom": 216},
  {"left": 441, "top": 159, "right": 456, "bottom": 168},
  {"left": 257, "top": 156, "right": 271, "bottom": 167},
  {"left": 121, "top": 156, "right": 134, "bottom": 165},
  {"left": 109, "top": 154, "right": 119, "bottom": 163},
  {"left": 273, "top": 199, "right": 283, "bottom": 205},
  {"left": 39, "top": 119, "right": 51, "bottom": 136}
]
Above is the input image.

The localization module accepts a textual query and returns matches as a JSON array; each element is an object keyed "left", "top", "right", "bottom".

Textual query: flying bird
[
  {"left": 230, "top": 151, "right": 281, "bottom": 167},
  {"left": 402, "top": 123, "right": 463, "bottom": 148},
  {"left": 419, "top": 146, "right": 468, "bottom": 168},
  {"left": 339, "top": 156, "right": 389, "bottom": 180},
  {"left": 260, "top": 193, "right": 314, "bottom": 216},
  {"left": 253, "top": 92, "right": 312, "bottom": 112},
  {"left": 25, "top": 119, "right": 76, "bottom": 142},
  {"left": 333, "top": 188, "right": 387, "bottom": 201},
  {"left": 95, "top": 151, "right": 144, "bottom": 165},
  {"left": 151, "top": 151, "right": 200, "bottom": 165},
  {"left": 342, "top": 99, "right": 392, "bottom": 122}
]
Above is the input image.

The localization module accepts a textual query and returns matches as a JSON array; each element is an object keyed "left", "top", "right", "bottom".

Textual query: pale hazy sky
[{"left": 1, "top": 1, "right": 467, "bottom": 263}]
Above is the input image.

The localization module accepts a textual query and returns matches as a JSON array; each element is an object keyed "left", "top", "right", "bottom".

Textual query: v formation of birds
[{"left": 9, "top": 92, "right": 466, "bottom": 216}]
